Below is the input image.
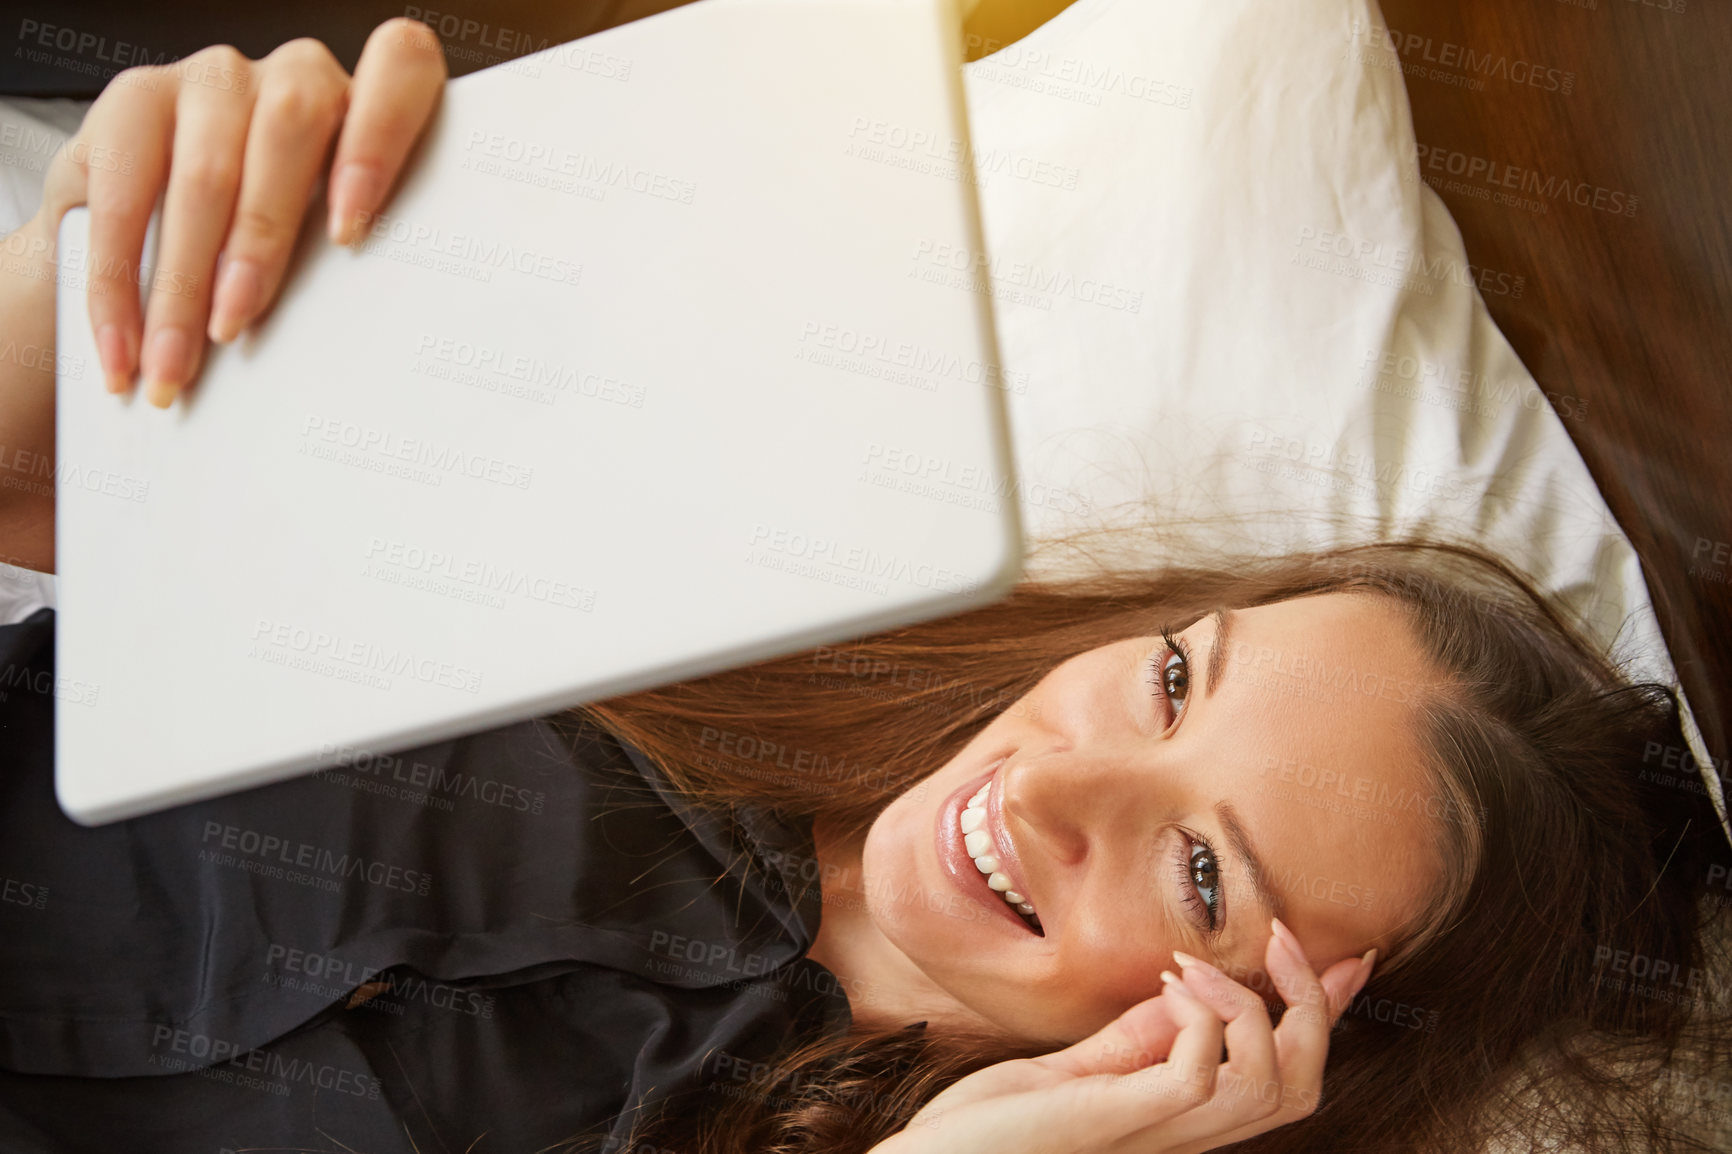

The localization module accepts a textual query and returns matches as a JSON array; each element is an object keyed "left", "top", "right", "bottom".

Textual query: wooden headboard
[{"left": 1369, "top": 0, "right": 1732, "bottom": 782}]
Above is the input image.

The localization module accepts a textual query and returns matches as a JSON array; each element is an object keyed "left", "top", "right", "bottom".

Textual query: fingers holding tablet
[{"left": 56, "top": 18, "right": 449, "bottom": 408}]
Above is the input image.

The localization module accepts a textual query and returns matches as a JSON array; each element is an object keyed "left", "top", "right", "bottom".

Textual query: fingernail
[
  {"left": 1170, "top": 950, "right": 1225, "bottom": 983},
  {"left": 1271, "top": 917, "right": 1311, "bottom": 968},
  {"left": 144, "top": 324, "right": 191, "bottom": 382},
  {"left": 1160, "top": 971, "right": 1203, "bottom": 1004},
  {"left": 208, "top": 255, "right": 262, "bottom": 343},
  {"left": 328, "top": 162, "right": 379, "bottom": 245},
  {"left": 1350, "top": 948, "right": 1378, "bottom": 997},
  {"left": 96, "top": 322, "right": 133, "bottom": 393},
  {"left": 143, "top": 325, "right": 191, "bottom": 408},
  {"left": 1331, "top": 949, "right": 1377, "bottom": 1018}
]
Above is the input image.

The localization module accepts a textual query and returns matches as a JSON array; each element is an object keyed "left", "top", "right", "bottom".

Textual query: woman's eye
[
  {"left": 1188, "top": 841, "right": 1220, "bottom": 930},
  {"left": 1162, "top": 650, "right": 1190, "bottom": 713},
  {"left": 1149, "top": 630, "right": 1194, "bottom": 726}
]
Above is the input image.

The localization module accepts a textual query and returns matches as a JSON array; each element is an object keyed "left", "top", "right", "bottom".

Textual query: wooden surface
[
  {"left": 1371, "top": 0, "right": 1732, "bottom": 773},
  {"left": 6, "top": 0, "right": 1727, "bottom": 777}
]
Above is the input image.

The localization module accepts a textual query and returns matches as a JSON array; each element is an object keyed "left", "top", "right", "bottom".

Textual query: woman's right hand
[
  {"left": 869, "top": 920, "right": 1375, "bottom": 1154},
  {"left": 33, "top": 16, "right": 449, "bottom": 408}
]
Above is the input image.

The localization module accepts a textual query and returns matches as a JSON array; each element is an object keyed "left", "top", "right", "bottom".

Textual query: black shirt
[{"left": 0, "top": 606, "right": 852, "bottom": 1152}]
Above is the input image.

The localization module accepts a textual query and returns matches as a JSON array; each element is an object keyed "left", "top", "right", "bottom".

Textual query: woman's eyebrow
[
  {"left": 1217, "top": 799, "right": 1286, "bottom": 930},
  {"left": 1203, "top": 608, "right": 1234, "bottom": 699}
]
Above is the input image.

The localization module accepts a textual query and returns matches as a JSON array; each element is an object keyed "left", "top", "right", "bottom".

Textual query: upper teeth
[{"left": 962, "top": 782, "right": 1040, "bottom": 924}]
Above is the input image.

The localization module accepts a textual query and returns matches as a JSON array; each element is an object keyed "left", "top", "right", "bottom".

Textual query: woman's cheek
[{"left": 1058, "top": 920, "right": 1172, "bottom": 1019}]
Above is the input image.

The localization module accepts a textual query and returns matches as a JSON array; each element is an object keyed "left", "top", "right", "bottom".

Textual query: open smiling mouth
[{"left": 960, "top": 779, "right": 1044, "bottom": 935}]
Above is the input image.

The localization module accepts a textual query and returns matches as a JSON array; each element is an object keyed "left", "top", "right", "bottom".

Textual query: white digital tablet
[{"left": 52, "top": 0, "right": 1020, "bottom": 825}]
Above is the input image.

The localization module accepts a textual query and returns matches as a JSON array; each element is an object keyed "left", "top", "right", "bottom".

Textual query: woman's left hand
[{"left": 869, "top": 919, "right": 1375, "bottom": 1154}]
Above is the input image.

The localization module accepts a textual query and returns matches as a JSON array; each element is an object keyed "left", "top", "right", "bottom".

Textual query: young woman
[{"left": 0, "top": 20, "right": 1725, "bottom": 1154}]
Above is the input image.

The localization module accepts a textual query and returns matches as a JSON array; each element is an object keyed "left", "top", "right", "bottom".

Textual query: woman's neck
[{"left": 805, "top": 815, "right": 1001, "bottom": 1035}]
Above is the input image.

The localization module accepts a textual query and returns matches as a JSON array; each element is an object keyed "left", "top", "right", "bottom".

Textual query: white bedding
[{"left": 0, "top": 0, "right": 1722, "bottom": 837}]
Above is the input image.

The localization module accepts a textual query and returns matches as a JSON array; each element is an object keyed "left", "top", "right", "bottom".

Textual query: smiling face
[{"left": 857, "top": 591, "right": 1450, "bottom": 1043}]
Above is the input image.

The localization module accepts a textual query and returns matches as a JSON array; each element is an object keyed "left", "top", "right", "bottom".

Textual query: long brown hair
[{"left": 559, "top": 536, "right": 1732, "bottom": 1153}]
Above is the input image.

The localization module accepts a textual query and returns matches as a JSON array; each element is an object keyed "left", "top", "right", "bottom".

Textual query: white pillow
[{"left": 958, "top": 0, "right": 1727, "bottom": 836}]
